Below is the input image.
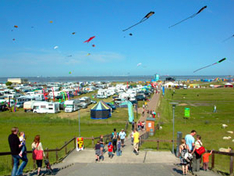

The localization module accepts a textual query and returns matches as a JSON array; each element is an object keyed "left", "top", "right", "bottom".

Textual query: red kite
[{"left": 84, "top": 36, "right": 95, "bottom": 43}]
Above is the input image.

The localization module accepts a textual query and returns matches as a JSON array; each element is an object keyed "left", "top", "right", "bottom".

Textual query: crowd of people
[{"left": 8, "top": 127, "right": 45, "bottom": 176}]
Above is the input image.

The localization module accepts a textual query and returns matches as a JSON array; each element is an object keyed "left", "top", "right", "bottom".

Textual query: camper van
[
  {"left": 79, "top": 97, "right": 91, "bottom": 105},
  {"left": 33, "top": 101, "right": 60, "bottom": 114},
  {"left": 64, "top": 99, "right": 80, "bottom": 112}
]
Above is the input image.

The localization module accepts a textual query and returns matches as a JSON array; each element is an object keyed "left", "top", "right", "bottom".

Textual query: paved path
[{"left": 27, "top": 93, "right": 220, "bottom": 176}]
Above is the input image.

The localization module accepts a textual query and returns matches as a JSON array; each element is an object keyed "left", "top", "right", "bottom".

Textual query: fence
[{"left": 141, "top": 139, "right": 234, "bottom": 176}]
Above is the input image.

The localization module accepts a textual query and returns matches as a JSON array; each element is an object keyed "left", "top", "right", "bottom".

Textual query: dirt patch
[{"left": 178, "top": 103, "right": 188, "bottom": 106}]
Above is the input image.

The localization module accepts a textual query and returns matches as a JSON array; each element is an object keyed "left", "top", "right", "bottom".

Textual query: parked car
[
  {"left": 91, "top": 100, "right": 97, "bottom": 104},
  {"left": 136, "top": 95, "right": 146, "bottom": 101},
  {"left": 16, "top": 102, "right": 24, "bottom": 108},
  {"left": 106, "top": 102, "right": 116, "bottom": 110}
]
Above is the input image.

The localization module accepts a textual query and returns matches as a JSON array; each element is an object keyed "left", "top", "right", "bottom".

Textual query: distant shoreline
[{"left": 0, "top": 75, "right": 231, "bottom": 83}]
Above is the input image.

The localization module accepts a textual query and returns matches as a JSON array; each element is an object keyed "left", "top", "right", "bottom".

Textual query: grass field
[
  {"left": 141, "top": 87, "right": 234, "bottom": 174},
  {"left": 0, "top": 95, "right": 131, "bottom": 175}
]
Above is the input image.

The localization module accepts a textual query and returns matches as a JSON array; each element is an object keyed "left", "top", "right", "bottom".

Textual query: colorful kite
[
  {"left": 87, "top": 53, "right": 91, "bottom": 56},
  {"left": 169, "top": 6, "right": 207, "bottom": 28},
  {"left": 69, "top": 71, "right": 72, "bottom": 74},
  {"left": 193, "top": 58, "right": 226, "bottom": 73},
  {"left": 122, "top": 11, "right": 155, "bottom": 32},
  {"left": 84, "top": 36, "right": 95, "bottom": 43},
  {"left": 92, "top": 44, "right": 95, "bottom": 47},
  {"left": 50, "top": 21, "right": 53, "bottom": 23},
  {"left": 72, "top": 32, "right": 76, "bottom": 35},
  {"left": 14, "top": 25, "right": 18, "bottom": 28},
  {"left": 223, "top": 34, "right": 234, "bottom": 42}
]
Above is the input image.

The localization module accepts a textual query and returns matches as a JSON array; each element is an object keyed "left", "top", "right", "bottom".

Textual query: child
[
  {"left": 116, "top": 137, "right": 121, "bottom": 156},
  {"left": 95, "top": 141, "right": 101, "bottom": 162},
  {"left": 203, "top": 150, "right": 213, "bottom": 171},
  {"left": 108, "top": 142, "right": 113, "bottom": 158},
  {"left": 19, "top": 132, "right": 26, "bottom": 157},
  {"left": 179, "top": 139, "right": 189, "bottom": 175}
]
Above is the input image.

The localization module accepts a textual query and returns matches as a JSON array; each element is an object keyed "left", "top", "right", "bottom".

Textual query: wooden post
[
  {"left": 46, "top": 148, "right": 49, "bottom": 159},
  {"left": 230, "top": 155, "right": 233, "bottom": 176},
  {"left": 65, "top": 142, "right": 67, "bottom": 154},
  {"left": 211, "top": 153, "right": 215, "bottom": 169},
  {"left": 157, "top": 140, "right": 159, "bottom": 150},
  {"left": 92, "top": 136, "right": 94, "bottom": 147},
  {"left": 74, "top": 137, "right": 76, "bottom": 149},
  {"left": 56, "top": 148, "right": 58, "bottom": 162}
]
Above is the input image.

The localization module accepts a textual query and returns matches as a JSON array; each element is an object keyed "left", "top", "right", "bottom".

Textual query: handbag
[
  {"left": 32, "top": 143, "right": 43, "bottom": 160},
  {"left": 195, "top": 141, "right": 205, "bottom": 155}
]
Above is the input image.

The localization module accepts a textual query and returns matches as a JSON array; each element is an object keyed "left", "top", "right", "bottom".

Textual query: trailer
[
  {"left": 33, "top": 101, "right": 60, "bottom": 114},
  {"left": 64, "top": 99, "right": 80, "bottom": 112}
]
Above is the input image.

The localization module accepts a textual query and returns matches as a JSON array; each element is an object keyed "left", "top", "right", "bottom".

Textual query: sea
[{"left": 0, "top": 75, "right": 232, "bottom": 83}]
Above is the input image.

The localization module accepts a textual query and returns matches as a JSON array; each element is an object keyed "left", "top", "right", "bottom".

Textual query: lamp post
[
  {"left": 170, "top": 102, "right": 178, "bottom": 154},
  {"left": 78, "top": 109, "right": 80, "bottom": 137}
]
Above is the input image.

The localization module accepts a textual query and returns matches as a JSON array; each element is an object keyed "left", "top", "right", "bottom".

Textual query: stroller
[{"left": 44, "top": 158, "right": 53, "bottom": 175}]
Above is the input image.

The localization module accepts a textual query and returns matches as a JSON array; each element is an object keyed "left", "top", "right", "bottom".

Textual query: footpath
[{"left": 27, "top": 92, "right": 220, "bottom": 176}]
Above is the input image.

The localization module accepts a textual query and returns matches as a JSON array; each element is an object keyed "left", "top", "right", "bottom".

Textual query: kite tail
[
  {"left": 193, "top": 63, "right": 214, "bottom": 73},
  {"left": 169, "top": 13, "right": 197, "bottom": 28},
  {"left": 122, "top": 21, "right": 144, "bottom": 32}
]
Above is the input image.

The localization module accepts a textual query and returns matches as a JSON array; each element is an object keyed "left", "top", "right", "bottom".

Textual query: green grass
[
  {"left": 0, "top": 101, "right": 131, "bottom": 175},
  {"left": 141, "top": 88, "right": 234, "bottom": 174}
]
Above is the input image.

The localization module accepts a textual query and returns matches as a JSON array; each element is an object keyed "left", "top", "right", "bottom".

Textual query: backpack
[
  {"left": 181, "top": 146, "right": 188, "bottom": 159},
  {"left": 111, "top": 132, "right": 119, "bottom": 140},
  {"left": 181, "top": 145, "right": 193, "bottom": 162}
]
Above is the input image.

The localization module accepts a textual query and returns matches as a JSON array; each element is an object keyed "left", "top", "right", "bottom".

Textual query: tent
[
  {"left": 90, "top": 101, "right": 111, "bottom": 119},
  {"left": 224, "top": 83, "right": 233, "bottom": 88}
]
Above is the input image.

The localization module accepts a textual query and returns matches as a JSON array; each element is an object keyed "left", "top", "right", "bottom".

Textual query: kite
[
  {"left": 169, "top": 6, "right": 207, "bottom": 28},
  {"left": 54, "top": 46, "right": 58, "bottom": 49},
  {"left": 14, "top": 25, "right": 18, "bottom": 28},
  {"left": 193, "top": 58, "right": 226, "bottom": 73},
  {"left": 69, "top": 71, "right": 72, "bottom": 74},
  {"left": 222, "top": 35, "right": 234, "bottom": 42},
  {"left": 84, "top": 36, "right": 95, "bottom": 43},
  {"left": 50, "top": 21, "right": 53, "bottom": 23},
  {"left": 72, "top": 32, "right": 76, "bottom": 35},
  {"left": 87, "top": 53, "right": 91, "bottom": 56},
  {"left": 122, "top": 11, "right": 155, "bottom": 32},
  {"left": 137, "top": 63, "right": 142, "bottom": 67},
  {"left": 129, "top": 33, "right": 133, "bottom": 36},
  {"left": 67, "top": 55, "right": 72, "bottom": 57},
  {"left": 13, "top": 39, "right": 15, "bottom": 41},
  {"left": 92, "top": 44, "right": 95, "bottom": 47}
]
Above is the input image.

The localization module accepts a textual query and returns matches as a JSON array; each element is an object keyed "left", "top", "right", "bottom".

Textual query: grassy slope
[{"left": 141, "top": 88, "right": 234, "bottom": 173}]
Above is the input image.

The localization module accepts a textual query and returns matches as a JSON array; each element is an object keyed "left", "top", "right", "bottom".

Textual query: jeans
[
  {"left": 116, "top": 149, "right": 122, "bottom": 156},
  {"left": 12, "top": 154, "right": 28, "bottom": 176}
]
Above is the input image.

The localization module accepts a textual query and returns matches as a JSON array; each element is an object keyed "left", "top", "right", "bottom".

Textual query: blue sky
[{"left": 0, "top": 0, "right": 234, "bottom": 77}]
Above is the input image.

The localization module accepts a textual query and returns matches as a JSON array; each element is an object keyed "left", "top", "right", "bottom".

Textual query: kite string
[
  {"left": 169, "top": 13, "right": 197, "bottom": 28},
  {"left": 123, "top": 18, "right": 149, "bottom": 32}
]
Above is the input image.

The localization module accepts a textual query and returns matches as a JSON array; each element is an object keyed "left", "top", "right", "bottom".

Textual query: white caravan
[
  {"left": 32, "top": 101, "right": 60, "bottom": 114},
  {"left": 64, "top": 99, "right": 80, "bottom": 113}
]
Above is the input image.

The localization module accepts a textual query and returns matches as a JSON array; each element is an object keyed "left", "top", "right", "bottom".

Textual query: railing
[{"left": 141, "top": 139, "right": 234, "bottom": 176}]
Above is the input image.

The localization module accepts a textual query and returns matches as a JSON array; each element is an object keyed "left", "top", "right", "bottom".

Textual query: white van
[{"left": 64, "top": 99, "right": 80, "bottom": 112}]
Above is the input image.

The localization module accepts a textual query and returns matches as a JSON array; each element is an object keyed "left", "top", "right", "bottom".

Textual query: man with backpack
[{"left": 111, "top": 128, "right": 118, "bottom": 153}]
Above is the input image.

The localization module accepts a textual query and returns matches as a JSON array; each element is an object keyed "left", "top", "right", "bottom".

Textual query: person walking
[
  {"left": 185, "top": 130, "right": 196, "bottom": 174},
  {"left": 119, "top": 129, "right": 126, "bottom": 148},
  {"left": 133, "top": 129, "right": 140, "bottom": 155},
  {"left": 8, "top": 127, "right": 28, "bottom": 176},
  {"left": 32, "top": 135, "right": 45, "bottom": 176},
  {"left": 111, "top": 128, "right": 118, "bottom": 153}
]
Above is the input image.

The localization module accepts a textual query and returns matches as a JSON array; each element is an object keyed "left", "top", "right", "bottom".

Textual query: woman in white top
[
  {"left": 32, "top": 135, "right": 44, "bottom": 176},
  {"left": 192, "top": 135, "right": 202, "bottom": 172}
]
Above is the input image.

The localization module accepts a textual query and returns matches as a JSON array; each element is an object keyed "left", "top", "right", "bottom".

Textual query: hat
[{"left": 121, "top": 129, "right": 124, "bottom": 131}]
